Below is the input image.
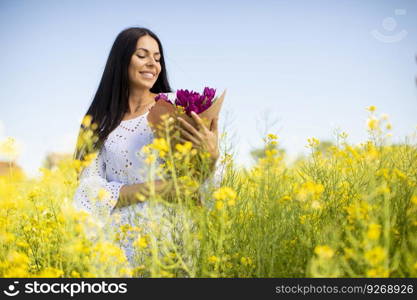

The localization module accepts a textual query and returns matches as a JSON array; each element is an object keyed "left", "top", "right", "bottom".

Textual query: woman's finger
[
  {"left": 190, "top": 111, "right": 209, "bottom": 132},
  {"left": 174, "top": 124, "right": 197, "bottom": 141},
  {"left": 177, "top": 136, "right": 202, "bottom": 150},
  {"left": 177, "top": 117, "right": 202, "bottom": 138},
  {"left": 178, "top": 127, "right": 201, "bottom": 146}
]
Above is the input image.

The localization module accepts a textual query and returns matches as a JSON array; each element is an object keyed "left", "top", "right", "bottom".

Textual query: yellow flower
[
  {"left": 70, "top": 270, "right": 81, "bottom": 278},
  {"left": 270, "top": 140, "right": 278, "bottom": 146},
  {"left": 152, "top": 138, "right": 169, "bottom": 157},
  {"left": 296, "top": 181, "right": 324, "bottom": 201},
  {"left": 343, "top": 248, "right": 354, "bottom": 260},
  {"left": 28, "top": 187, "right": 41, "bottom": 199},
  {"left": 37, "top": 267, "right": 64, "bottom": 278},
  {"left": 5, "top": 251, "right": 30, "bottom": 277},
  {"left": 215, "top": 200, "right": 224, "bottom": 210},
  {"left": 393, "top": 168, "right": 407, "bottom": 180},
  {"left": 199, "top": 151, "right": 211, "bottom": 160},
  {"left": 97, "top": 188, "right": 110, "bottom": 201},
  {"left": 9, "top": 251, "right": 30, "bottom": 265},
  {"left": 132, "top": 265, "right": 146, "bottom": 276},
  {"left": 314, "top": 245, "right": 334, "bottom": 259},
  {"left": 175, "top": 141, "right": 193, "bottom": 156},
  {"left": 16, "top": 241, "right": 29, "bottom": 249},
  {"left": 82, "top": 115, "right": 93, "bottom": 127},
  {"left": 265, "top": 149, "right": 278, "bottom": 157},
  {"left": 367, "top": 267, "right": 389, "bottom": 278},
  {"left": 339, "top": 131, "right": 349, "bottom": 139},
  {"left": 141, "top": 145, "right": 151, "bottom": 155},
  {"left": 367, "top": 223, "right": 381, "bottom": 240},
  {"left": 227, "top": 199, "right": 236, "bottom": 206},
  {"left": 144, "top": 153, "right": 156, "bottom": 165},
  {"left": 178, "top": 175, "right": 199, "bottom": 195},
  {"left": 0, "top": 137, "right": 21, "bottom": 161},
  {"left": 82, "top": 152, "right": 98, "bottom": 166},
  {"left": 279, "top": 195, "right": 291, "bottom": 203},
  {"left": 411, "top": 195, "right": 417, "bottom": 205},
  {"left": 213, "top": 187, "right": 237, "bottom": 202},
  {"left": 135, "top": 193, "right": 147, "bottom": 202},
  {"left": 307, "top": 137, "right": 320, "bottom": 148},
  {"left": 376, "top": 168, "right": 389, "bottom": 179},
  {"left": 367, "top": 117, "right": 379, "bottom": 130},
  {"left": 240, "top": 257, "right": 253, "bottom": 266},
  {"left": 365, "top": 246, "right": 386, "bottom": 266},
  {"left": 208, "top": 256, "right": 219, "bottom": 264},
  {"left": 134, "top": 236, "right": 148, "bottom": 249},
  {"left": 267, "top": 133, "right": 278, "bottom": 140},
  {"left": 344, "top": 201, "right": 371, "bottom": 224},
  {"left": 311, "top": 200, "right": 322, "bottom": 209},
  {"left": 159, "top": 270, "right": 174, "bottom": 278},
  {"left": 367, "top": 105, "right": 377, "bottom": 112}
]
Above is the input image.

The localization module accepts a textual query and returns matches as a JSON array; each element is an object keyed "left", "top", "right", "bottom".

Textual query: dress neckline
[
  {"left": 120, "top": 111, "right": 149, "bottom": 123},
  {"left": 120, "top": 92, "right": 175, "bottom": 123}
]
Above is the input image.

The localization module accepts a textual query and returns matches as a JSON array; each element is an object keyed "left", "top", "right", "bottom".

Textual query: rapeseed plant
[{"left": 0, "top": 106, "right": 416, "bottom": 277}]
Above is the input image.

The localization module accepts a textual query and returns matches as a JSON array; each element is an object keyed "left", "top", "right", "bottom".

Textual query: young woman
[{"left": 73, "top": 27, "right": 219, "bottom": 266}]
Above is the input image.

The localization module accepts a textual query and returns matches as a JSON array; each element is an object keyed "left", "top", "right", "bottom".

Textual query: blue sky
[{"left": 0, "top": 0, "right": 416, "bottom": 177}]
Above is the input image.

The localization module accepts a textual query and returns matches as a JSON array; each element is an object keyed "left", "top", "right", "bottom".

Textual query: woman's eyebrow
[{"left": 136, "top": 48, "right": 160, "bottom": 55}]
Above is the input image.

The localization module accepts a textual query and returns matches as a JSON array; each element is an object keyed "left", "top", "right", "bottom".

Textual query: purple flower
[
  {"left": 198, "top": 86, "right": 216, "bottom": 112},
  {"left": 155, "top": 93, "right": 172, "bottom": 104},
  {"left": 175, "top": 87, "right": 216, "bottom": 116},
  {"left": 203, "top": 87, "right": 216, "bottom": 102}
]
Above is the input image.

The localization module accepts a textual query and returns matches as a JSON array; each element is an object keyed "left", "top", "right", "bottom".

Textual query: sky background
[{"left": 0, "top": 0, "right": 416, "bottom": 177}]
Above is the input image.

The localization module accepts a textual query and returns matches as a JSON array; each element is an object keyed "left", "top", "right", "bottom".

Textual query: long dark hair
[{"left": 74, "top": 27, "right": 172, "bottom": 162}]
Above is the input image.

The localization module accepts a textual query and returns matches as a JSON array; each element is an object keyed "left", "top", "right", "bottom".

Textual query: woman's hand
[
  {"left": 176, "top": 111, "right": 219, "bottom": 161},
  {"left": 117, "top": 180, "right": 175, "bottom": 209}
]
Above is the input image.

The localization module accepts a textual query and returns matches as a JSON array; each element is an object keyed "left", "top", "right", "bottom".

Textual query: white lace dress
[{"left": 73, "top": 92, "right": 188, "bottom": 267}]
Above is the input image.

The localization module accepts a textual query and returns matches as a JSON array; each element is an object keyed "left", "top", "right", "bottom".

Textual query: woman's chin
[{"left": 136, "top": 81, "right": 154, "bottom": 89}]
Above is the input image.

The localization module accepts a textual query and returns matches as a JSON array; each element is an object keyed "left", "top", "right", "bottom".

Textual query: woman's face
[{"left": 128, "top": 35, "right": 162, "bottom": 90}]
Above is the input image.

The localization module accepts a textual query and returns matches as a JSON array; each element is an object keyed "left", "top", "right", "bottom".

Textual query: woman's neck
[{"left": 127, "top": 88, "right": 155, "bottom": 114}]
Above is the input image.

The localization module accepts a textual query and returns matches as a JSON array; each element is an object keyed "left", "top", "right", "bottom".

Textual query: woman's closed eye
[{"left": 137, "top": 55, "right": 160, "bottom": 62}]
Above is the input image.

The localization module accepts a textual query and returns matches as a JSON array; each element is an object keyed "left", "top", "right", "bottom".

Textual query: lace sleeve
[{"left": 73, "top": 147, "right": 125, "bottom": 224}]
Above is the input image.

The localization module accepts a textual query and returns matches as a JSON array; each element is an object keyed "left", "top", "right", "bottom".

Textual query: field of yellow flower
[{"left": 0, "top": 106, "right": 416, "bottom": 278}]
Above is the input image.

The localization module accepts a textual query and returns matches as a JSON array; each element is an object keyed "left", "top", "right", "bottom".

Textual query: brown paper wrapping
[{"left": 147, "top": 89, "right": 226, "bottom": 140}]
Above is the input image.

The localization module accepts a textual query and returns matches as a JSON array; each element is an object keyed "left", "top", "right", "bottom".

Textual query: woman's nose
[{"left": 146, "top": 57, "right": 158, "bottom": 66}]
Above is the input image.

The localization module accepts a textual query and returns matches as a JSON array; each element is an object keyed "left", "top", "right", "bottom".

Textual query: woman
[{"left": 73, "top": 27, "right": 219, "bottom": 267}]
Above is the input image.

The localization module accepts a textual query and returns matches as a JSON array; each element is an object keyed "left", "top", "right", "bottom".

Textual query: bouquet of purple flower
[
  {"left": 155, "top": 87, "right": 217, "bottom": 116},
  {"left": 147, "top": 87, "right": 226, "bottom": 138}
]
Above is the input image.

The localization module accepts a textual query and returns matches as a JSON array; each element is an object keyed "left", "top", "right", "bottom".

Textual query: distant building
[
  {"left": 0, "top": 161, "right": 24, "bottom": 177},
  {"left": 43, "top": 152, "right": 72, "bottom": 169}
]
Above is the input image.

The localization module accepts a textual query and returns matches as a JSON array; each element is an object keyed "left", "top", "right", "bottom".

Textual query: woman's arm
[
  {"left": 73, "top": 148, "right": 125, "bottom": 222},
  {"left": 115, "top": 179, "right": 175, "bottom": 209}
]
